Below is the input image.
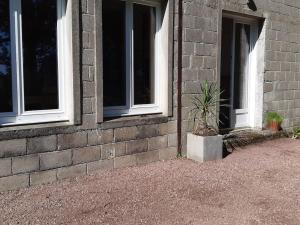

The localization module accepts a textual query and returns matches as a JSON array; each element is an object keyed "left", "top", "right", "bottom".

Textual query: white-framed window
[
  {"left": 103, "top": 0, "right": 165, "bottom": 117},
  {"left": 0, "top": 0, "right": 72, "bottom": 126}
]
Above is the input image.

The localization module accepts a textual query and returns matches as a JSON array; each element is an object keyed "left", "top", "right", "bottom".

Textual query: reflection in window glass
[
  {"left": 234, "top": 23, "right": 250, "bottom": 110},
  {"left": 103, "top": 0, "right": 126, "bottom": 107},
  {"left": 133, "top": 4, "right": 156, "bottom": 105},
  {"left": 0, "top": 0, "right": 13, "bottom": 113},
  {"left": 22, "top": 0, "right": 59, "bottom": 111}
]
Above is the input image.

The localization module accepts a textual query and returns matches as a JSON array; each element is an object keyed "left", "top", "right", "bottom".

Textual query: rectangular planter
[{"left": 187, "top": 133, "right": 223, "bottom": 162}]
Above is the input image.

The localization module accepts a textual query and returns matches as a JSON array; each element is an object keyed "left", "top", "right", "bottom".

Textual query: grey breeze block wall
[
  {"left": 2, "top": 0, "right": 300, "bottom": 192},
  {"left": 180, "top": 0, "right": 300, "bottom": 155},
  {"left": 0, "top": 0, "right": 179, "bottom": 192}
]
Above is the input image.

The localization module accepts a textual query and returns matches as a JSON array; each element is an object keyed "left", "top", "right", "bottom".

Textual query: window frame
[
  {"left": 0, "top": 0, "right": 72, "bottom": 126},
  {"left": 103, "top": 0, "right": 163, "bottom": 117}
]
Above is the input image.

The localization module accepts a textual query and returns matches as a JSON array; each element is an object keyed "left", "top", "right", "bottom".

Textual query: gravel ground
[{"left": 1, "top": 138, "right": 300, "bottom": 225}]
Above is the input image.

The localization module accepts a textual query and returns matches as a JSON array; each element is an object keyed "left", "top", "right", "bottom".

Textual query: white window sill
[
  {"left": 0, "top": 113, "right": 70, "bottom": 127},
  {"left": 104, "top": 105, "right": 162, "bottom": 118}
]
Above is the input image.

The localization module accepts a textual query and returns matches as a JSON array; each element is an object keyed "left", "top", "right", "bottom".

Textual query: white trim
[
  {"left": 104, "top": 1, "right": 164, "bottom": 117},
  {"left": 0, "top": 0, "right": 72, "bottom": 126}
]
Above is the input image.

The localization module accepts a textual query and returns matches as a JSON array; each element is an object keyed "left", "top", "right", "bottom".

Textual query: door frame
[{"left": 220, "top": 12, "right": 262, "bottom": 129}]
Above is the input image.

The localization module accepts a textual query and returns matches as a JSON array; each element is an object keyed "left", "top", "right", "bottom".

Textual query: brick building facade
[{"left": 0, "top": 0, "right": 300, "bottom": 191}]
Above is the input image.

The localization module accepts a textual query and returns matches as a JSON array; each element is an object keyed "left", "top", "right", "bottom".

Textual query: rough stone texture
[
  {"left": 126, "top": 139, "right": 148, "bottom": 155},
  {"left": 159, "top": 147, "right": 178, "bottom": 161},
  {"left": 114, "top": 126, "right": 138, "bottom": 142},
  {"left": 40, "top": 150, "right": 72, "bottom": 171},
  {"left": 30, "top": 170, "right": 57, "bottom": 186},
  {"left": 57, "top": 164, "right": 87, "bottom": 180},
  {"left": 27, "top": 136, "right": 57, "bottom": 154},
  {"left": 87, "top": 159, "right": 114, "bottom": 173},
  {"left": 114, "top": 155, "right": 137, "bottom": 169},
  {"left": 12, "top": 155, "right": 39, "bottom": 174},
  {"left": 57, "top": 132, "right": 87, "bottom": 150},
  {"left": 72, "top": 146, "right": 101, "bottom": 164},
  {"left": 0, "top": 158, "right": 11, "bottom": 177},
  {"left": 0, "top": 174, "right": 29, "bottom": 192},
  {"left": 2, "top": 0, "right": 300, "bottom": 192},
  {"left": 136, "top": 151, "right": 159, "bottom": 165},
  {"left": 179, "top": 0, "right": 300, "bottom": 154},
  {"left": 0, "top": 139, "right": 26, "bottom": 158},
  {"left": 148, "top": 136, "right": 168, "bottom": 151},
  {"left": 0, "top": 0, "right": 178, "bottom": 190}
]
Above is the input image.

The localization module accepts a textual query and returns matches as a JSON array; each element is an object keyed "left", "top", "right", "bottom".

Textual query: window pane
[
  {"left": 0, "top": 0, "right": 13, "bottom": 113},
  {"left": 22, "top": 0, "right": 59, "bottom": 111},
  {"left": 103, "top": 0, "right": 126, "bottom": 107},
  {"left": 133, "top": 4, "right": 156, "bottom": 105},
  {"left": 234, "top": 23, "right": 250, "bottom": 109}
]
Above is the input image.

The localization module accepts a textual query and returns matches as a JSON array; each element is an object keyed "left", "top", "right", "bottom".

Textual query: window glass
[
  {"left": 234, "top": 23, "right": 250, "bottom": 109},
  {"left": 133, "top": 4, "right": 156, "bottom": 105},
  {"left": 103, "top": 0, "right": 126, "bottom": 107},
  {"left": 22, "top": 0, "right": 59, "bottom": 111},
  {"left": 0, "top": 0, "right": 13, "bottom": 113}
]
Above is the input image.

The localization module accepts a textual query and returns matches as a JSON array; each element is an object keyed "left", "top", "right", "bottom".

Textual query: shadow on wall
[{"left": 247, "top": 0, "right": 257, "bottom": 11}]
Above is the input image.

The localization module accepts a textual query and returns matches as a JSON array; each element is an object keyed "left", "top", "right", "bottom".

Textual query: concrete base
[{"left": 187, "top": 133, "right": 223, "bottom": 162}]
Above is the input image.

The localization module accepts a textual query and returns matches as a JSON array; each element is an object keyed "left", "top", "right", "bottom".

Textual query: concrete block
[
  {"left": 0, "top": 139, "right": 26, "bottom": 158},
  {"left": 136, "top": 151, "right": 159, "bottom": 165},
  {"left": 126, "top": 139, "right": 148, "bottom": 155},
  {"left": 83, "top": 81, "right": 95, "bottom": 98},
  {"left": 114, "top": 155, "right": 137, "bottom": 169},
  {"left": 114, "top": 126, "right": 138, "bottom": 142},
  {"left": 83, "top": 97, "right": 93, "bottom": 114},
  {"left": 101, "top": 144, "right": 115, "bottom": 160},
  {"left": 57, "top": 164, "right": 87, "bottom": 180},
  {"left": 30, "top": 170, "right": 57, "bottom": 186},
  {"left": 148, "top": 136, "right": 168, "bottom": 150},
  {"left": 82, "top": 14, "right": 94, "bottom": 32},
  {"left": 88, "top": 130, "right": 101, "bottom": 146},
  {"left": 82, "top": 49, "right": 94, "bottom": 65},
  {"left": 72, "top": 146, "right": 101, "bottom": 164},
  {"left": 0, "top": 174, "right": 29, "bottom": 192},
  {"left": 168, "top": 133, "right": 178, "bottom": 147},
  {"left": 87, "top": 159, "right": 114, "bottom": 173},
  {"left": 168, "top": 121, "right": 177, "bottom": 133},
  {"left": 27, "top": 135, "right": 57, "bottom": 154},
  {"left": 101, "top": 129, "right": 114, "bottom": 144},
  {"left": 57, "top": 132, "right": 87, "bottom": 150},
  {"left": 40, "top": 150, "right": 72, "bottom": 170},
  {"left": 0, "top": 158, "right": 11, "bottom": 177},
  {"left": 136, "top": 123, "right": 167, "bottom": 139},
  {"left": 12, "top": 155, "right": 39, "bottom": 174}
]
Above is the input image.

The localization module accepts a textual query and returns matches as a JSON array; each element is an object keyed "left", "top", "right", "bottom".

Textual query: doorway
[{"left": 220, "top": 15, "right": 258, "bottom": 129}]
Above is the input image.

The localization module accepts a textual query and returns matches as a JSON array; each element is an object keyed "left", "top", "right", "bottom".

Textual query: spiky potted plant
[{"left": 187, "top": 81, "right": 225, "bottom": 162}]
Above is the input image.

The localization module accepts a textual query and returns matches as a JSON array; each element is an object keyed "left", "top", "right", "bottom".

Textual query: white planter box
[{"left": 187, "top": 133, "right": 223, "bottom": 162}]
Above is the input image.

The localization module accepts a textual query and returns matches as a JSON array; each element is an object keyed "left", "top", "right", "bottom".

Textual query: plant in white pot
[{"left": 187, "top": 81, "right": 225, "bottom": 163}]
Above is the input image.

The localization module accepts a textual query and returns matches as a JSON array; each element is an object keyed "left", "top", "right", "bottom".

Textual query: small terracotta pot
[{"left": 268, "top": 121, "right": 281, "bottom": 131}]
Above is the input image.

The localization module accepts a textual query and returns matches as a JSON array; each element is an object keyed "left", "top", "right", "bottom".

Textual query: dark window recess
[
  {"left": 133, "top": 4, "right": 156, "bottom": 105},
  {"left": 234, "top": 23, "right": 250, "bottom": 110},
  {"left": 219, "top": 18, "right": 234, "bottom": 129},
  {"left": 103, "top": 0, "right": 126, "bottom": 107},
  {"left": 0, "top": 0, "right": 13, "bottom": 113},
  {"left": 22, "top": 0, "right": 59, "bottom": 111}
]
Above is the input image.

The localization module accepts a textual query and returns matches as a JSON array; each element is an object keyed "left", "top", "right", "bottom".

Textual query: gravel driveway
[{"left": 1, "top": 138, "right": 300, "bottom": 225}]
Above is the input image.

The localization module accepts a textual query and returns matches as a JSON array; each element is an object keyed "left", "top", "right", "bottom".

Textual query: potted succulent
[
  {"left": 187, "top": 81, "right": 226, "bottom": 163},
  {"left": 266, "top": 112, "right": 283, "bottom": 131}
]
